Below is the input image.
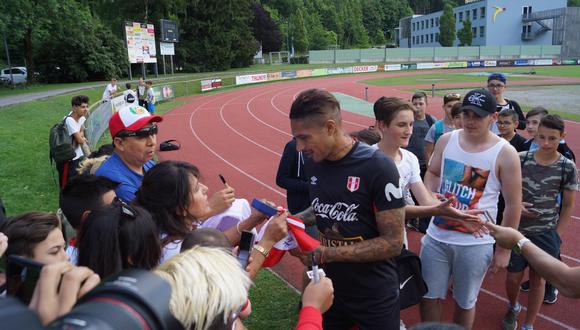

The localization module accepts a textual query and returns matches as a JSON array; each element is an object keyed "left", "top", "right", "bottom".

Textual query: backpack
[
  {"left": 49, "top": 116, "right": 75, "bottom": 163},
  {"left": 433, "top": 120, "right": 445, "bottom": 144},
  {"left": 396, "top": 248, "right": 428, "bottom": 309},
  {"left": 425, "top": 114, "right": 435, "bottom": 127}
]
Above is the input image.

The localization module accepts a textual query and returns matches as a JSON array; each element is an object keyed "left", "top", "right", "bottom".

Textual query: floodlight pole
[{"left": 3, "top": 30, "right": 14, "bottom": 88}]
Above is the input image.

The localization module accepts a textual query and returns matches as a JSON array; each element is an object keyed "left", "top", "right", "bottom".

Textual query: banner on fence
[
  {"left": 401, "top": 63, "right": 417, "bottom": 70},
  {"left": 296, "top": 69, "right": 313, "bottom": 77},
  {"left": 352, "top": 65, "right": 378, "bottom": 73},
  {"left": 236, "top": 73, "right": 268, "bottom": 85},
  {"left": 417, "top": 63, "right": 435, "bottom": 70},
  {"left": 311, "top": 68, "right": 328, "bottom": 76},
  {"left": 497, "top": 60, "right": 514, "bottom": 67},
  {"left": 267, "top": 72, "right": 282, "bottom": 81},
  {"left": 467, "top": 61, "right": 485, "bottom": 68},
  {"left": 484, "top": 60, "right": 497, "bottom": 67},
  {"left": 152, "top": 85, "right": 174, "bottom": 103},
  {"left": 201, "top": 78, "right": 222, "bottom": 92},
  {"left": 433, "top": 62, "right": 448, "bottom": 69},
  {"left": 281, "top": 70, "right": 297, "bottom": 78},
  {"left": 384, "top": 64, "right": 402, "bottom": 71},
  {"left": 447, "top": 61, "right": 468, "bottom": 68},
  {"left": 85, "top": 102, "right": 113, "bottom": 148},
  {"left": 514, "top": 59, "right": 532, "bottom": 66},
  {"left": 533, "top": 59, "right": 552, "bottom": 66}
]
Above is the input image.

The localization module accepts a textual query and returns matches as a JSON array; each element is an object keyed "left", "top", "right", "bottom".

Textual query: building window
[
  {"left": 436, "top": 17, "right": 439, "bottom": 26},
  {"left": 459, "top": 12, "right": 463, "bottom": 22},
  {"left": 473, "top": 9, "right": 477, "bottom": 19},
  {"left": 430, "top": 18, "right": 434, "bottom": 28},
  {"left": 472, "top": 27, "right": 477, "bottom": 37},
  {"left": 480, "top": 26, "right": 485, "bottom": 38},
  {"left": 481, "top": 7, "right": 485, "bottom": 18},
  {"left": 435, "top": 33, "right": 439, "bottom": 42},
  {"left": 421, "top": 35, "right": 424, "bottom": 44},
  {"left": 430, "top": 34, "right": 434, "bottom": 43},
  {"left": 523, "top": 6, "right": 533, "bottom": 16},
  {"left": 466, "top": 10, "right": 470, "bottom": 20},
  {"left": 421, "top": 20, "right": 425, "bottom": 29}
]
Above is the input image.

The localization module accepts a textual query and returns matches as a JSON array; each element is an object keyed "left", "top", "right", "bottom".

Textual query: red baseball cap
[{"left": 109, "top": 105, "right": 163, "bottom": 138}]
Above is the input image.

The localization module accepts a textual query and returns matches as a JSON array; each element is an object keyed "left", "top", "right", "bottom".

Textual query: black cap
[{"left": 461, "top": 89, "right": 497, "bottom": 117}]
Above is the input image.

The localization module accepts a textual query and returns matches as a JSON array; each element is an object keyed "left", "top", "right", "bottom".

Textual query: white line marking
[
  {"left": 572, "top": 216, "right": 580, "bottom": 221},
  {"left": 480, "top": 288, "right": 575, "bottom": 329},
  {"left": 247, "top": 89, "right": 292, "bottom": 137},
  {"left": 188, "top": 93, "right": 286, "bottom": 197}
]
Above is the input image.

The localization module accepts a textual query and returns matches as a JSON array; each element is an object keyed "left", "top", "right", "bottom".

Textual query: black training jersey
[{"left": 305, "top": 142, "right": 405, "bottom": 297}]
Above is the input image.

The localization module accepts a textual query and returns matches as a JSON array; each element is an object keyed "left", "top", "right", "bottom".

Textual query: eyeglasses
[
  {"left": 113, "top": 197, "right": 136, "bottom": 219},
  {"left": 116, "top": 125, "right": 158, "bottom": 138},
  {"left": 488, "top": 83, "right": 505, "bottom": 89}
]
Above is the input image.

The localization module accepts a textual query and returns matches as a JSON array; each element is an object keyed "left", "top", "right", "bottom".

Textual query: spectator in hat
[
  {"left": 95, "top": 105, "right": 163, "bottom": 202},
  {"left": 487, "top": 73, "right": 525, "bottom": 132}
]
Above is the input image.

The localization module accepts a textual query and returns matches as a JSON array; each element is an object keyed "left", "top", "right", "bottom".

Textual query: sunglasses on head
[
  {"left": 116, "top": 125, "right": 158, "bottom": 138},
  {"left": 444, "top": 93, "right": 461, "bottom": 102},
  {"left": 113, "top": 197, "right": 136, "bottom": 219}
]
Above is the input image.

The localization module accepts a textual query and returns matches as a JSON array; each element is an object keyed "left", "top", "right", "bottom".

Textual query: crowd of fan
[{"left": 0, "top": 72, "right": 579, "bottom": 330}]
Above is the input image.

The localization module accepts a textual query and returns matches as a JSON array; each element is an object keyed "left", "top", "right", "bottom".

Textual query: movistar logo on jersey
[
  {"left": 312, "top": 198, "right": 359, "bottom": 222},
  {"left": 385, "top": 183, "right": 403, "bottom": 202}
]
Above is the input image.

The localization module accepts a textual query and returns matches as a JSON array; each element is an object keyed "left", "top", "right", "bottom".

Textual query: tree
[
  {"left": 438, "top": 2, "right": 456, "bottom": 46},
  {"left": 252, "top": 3, "right": 282, "bottom": 53},
  {"left": 568, "top": 0, "right": 580, "bottom": 6},
  {"left": 457, "top": 17, "right": 473, "bottom": 46}
]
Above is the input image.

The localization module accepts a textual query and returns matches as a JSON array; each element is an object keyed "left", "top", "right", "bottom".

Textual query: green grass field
[{"left": 362, "top": 72, "right": 542, "bottom": 86}]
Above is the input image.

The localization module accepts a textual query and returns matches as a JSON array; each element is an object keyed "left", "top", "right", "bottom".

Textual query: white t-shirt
[
  {"left": 396, "top": 149, "right": 422, "bottom": 206},
  {"left": 102, "top": 83, "right": 118, "bottom": 100},
  {"left": 65, "top": 114, "right": 86, "bottom": 160}
]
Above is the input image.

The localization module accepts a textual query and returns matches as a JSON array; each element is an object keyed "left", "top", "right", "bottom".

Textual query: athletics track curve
[{"left": 158, "top": 71, "right": 580, "bottom": 329}]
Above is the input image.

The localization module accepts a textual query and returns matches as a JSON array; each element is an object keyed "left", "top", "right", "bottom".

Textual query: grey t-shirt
[
  {"left": 520, "top": 151, "right": 579, "bottom": 235},
  {"left": 424, "top": 120, "right": 456, "bottom": 144},
  {"left": 405, "top": 114, "right": 437, "bottom": 168}
]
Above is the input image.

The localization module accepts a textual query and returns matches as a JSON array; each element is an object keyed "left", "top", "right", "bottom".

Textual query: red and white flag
[{"left": 256, "top": 215, "right": 320, "bottom": 267}]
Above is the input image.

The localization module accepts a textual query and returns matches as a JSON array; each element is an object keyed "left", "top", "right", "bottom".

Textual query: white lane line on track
[
  {"left": 188, "top": 92, "right": 286, "bottom": 197},
  {"left": 572, "top": 216, "right": 580, "bottom": 220},
  {"left": 247, "top": 90, "right": 292, "bottom": 138},
  {"left": 480, "top": 288, "right": 575, "bottom": 329},
  {"left": 219, "top": 89, "right": 283, "bottom": 157}
]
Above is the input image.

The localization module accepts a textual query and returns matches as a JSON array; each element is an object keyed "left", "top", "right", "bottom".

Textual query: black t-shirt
[
  {"left": 509, "top": 133, "right": 527, "bottom": 152},
  {"left": 305, "top": 142, "right": 405, "bottom": 297}
]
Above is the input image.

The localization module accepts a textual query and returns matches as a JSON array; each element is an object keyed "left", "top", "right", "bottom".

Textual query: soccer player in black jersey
[{"left": 289, "top": 89, "right": 406, "bottom": 329}]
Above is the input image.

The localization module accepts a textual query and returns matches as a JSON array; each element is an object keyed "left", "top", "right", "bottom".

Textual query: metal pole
[
  {"left": 141, "top": 63, "right": 146, "bottom": 79},
  {"left": 154, "top": 62, "right": 159, "bottom": 77},
  {"left": 3, "top": 30, "right": 14, "bottom": 88},
  {"left": 364, "top": 87, "right": 368, "bottom": 101},
  {"left": 162, "top": 55, "right": 166, "bottom": 76},
  {"left": 128, "top": 63, "right": 132, "bottom": 80},
  {"left": 170, "top": 55, "right": 174, "bottom": 75},
  {"left": 432, "top": 84, "right": 435, "bottom": 97}
]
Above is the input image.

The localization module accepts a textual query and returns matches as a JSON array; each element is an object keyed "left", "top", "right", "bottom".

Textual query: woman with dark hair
[
  {"left": 0, "top": 212, "right": 69, "bottom": 264},
  {"left": 76, "top": 200, "right": 160, "bottom": 279},
  {"left": 136, "top": 160, "right": 277, "bottom": 263}
]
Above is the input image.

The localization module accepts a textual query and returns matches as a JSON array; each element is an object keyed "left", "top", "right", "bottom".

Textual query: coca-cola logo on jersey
[{"left": 312, "top": 198, "right": 359, "bottom": 222}]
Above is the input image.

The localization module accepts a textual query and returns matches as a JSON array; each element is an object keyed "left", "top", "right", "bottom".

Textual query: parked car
[{"left": 0, "top": 66, "right": 28, "bottom": 84}]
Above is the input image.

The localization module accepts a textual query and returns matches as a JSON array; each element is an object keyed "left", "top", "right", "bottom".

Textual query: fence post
[
  {"left": 384, "top": 48, "right": 387, "bottom": 63},
  {"left": 432, "top": 47, "right": 435, "bottom": 62},
  {"left": 185, "top": 81, "right": 188, "bottom": 96},
  {"left": 333, "top": 48, "right": 337, "bottom": 64},
  {"left": 432, "top": 84, "right": 435, "bottom": 97},
  {"left": 364, "top": 87, "right": 368, "bottom": 101}
]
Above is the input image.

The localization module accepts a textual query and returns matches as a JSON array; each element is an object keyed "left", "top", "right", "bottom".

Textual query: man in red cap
[{"left": 95, "top": 105, "right": 162, "bottom": 202}]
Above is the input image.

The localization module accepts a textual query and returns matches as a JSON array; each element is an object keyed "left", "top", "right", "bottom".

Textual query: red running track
[{"left": 158, "top": 73, "right": 580, "bottom": 329}]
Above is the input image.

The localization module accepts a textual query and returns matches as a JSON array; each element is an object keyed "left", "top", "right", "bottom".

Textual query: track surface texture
[{"left": 158, "top": 70, "right": 580, "bottom": 329}]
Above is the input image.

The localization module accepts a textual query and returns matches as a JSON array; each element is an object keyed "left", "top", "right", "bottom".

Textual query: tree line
[{"left": 1, "top": 0, "right": 576, "bottom": 82}]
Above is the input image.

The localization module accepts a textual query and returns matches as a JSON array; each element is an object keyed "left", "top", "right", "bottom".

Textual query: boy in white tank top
[{"left": 420, "top": 89, "right": 522, "bottom": 329}]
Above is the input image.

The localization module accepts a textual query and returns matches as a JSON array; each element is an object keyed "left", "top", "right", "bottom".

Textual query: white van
[{"left": 0, "top": 66, "right": 28, "bottom": 84}]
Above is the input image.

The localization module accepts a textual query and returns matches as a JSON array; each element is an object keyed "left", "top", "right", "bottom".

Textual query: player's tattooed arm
[
  {"left": 323, "top": 207, "right": 405, "bottom": 263},
  {"left": 294, "top": 206, "right": 316, "bottom": 226}
]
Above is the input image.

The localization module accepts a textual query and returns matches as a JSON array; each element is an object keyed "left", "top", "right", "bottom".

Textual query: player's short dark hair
[
  {"left": 289, "top": 89, "right": 341, "bottom": 126},
  {"left": 498, "top": 109, "right": 519, "bottom": 123},
  {"left": 181, "top": 228, "right": 231, "bottom": 252},
  {"left": 373, "top": 96, "right": 415, "bottom": 125},
  {"left": 526, "top": 106, "right": 548, "bottom": 119},
  {"left": 71, "top": 95, "right": 89, "bottom": 107},
  {"left": 59, "top": 174, "right": 118, "bottom": 229},
  {"left": 450, "top": 102, "right": 462, "bottom": 118},
  {"left": 349, "top": 128, "right": 381, "bottom": 145},
  {"left": 412, "top": 91, "right": 428, "bottom": 103},
  {"left": 125, "top": 82, "right": 131, "bottom": 89},
  {"left": 539, "top": 114, "right": 565, "bottom": 134}
]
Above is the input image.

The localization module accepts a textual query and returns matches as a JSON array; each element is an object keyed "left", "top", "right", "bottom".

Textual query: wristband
[{"left": 513, "top": 238, "right": 531, "bottom": 255}]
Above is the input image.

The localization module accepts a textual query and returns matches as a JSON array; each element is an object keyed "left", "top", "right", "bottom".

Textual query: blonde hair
[{"left": 154, "top": 246, "right": 251, "bottom": 330}]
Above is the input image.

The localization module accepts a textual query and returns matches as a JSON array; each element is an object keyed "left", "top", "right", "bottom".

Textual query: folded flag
[{"left": 256, "top": 215, "right": 320, "bottom": 267}]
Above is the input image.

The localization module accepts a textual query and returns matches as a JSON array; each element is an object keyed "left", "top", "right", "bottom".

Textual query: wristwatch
[
  {"left": 513, "top": 238, "right": 531, "bottom": 255},
  {"left": 253, "top": 245, "right": 270, "bottom": 258}
]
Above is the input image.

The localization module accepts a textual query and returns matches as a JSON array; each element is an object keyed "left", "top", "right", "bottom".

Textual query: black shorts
[
  {"left": 323, "top": 288, "right": 400, "bottom": 330},
  {"left": 508, "top": 229, "right": 561, "bottom": 273}
]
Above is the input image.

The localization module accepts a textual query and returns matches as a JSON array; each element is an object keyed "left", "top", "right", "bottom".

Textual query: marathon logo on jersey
[
  {"left": 346, "top": 176, "right": 360, "bottom": 192},
  {"left": 312, "top": 198, "right": 359, "bottom": 222}
]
